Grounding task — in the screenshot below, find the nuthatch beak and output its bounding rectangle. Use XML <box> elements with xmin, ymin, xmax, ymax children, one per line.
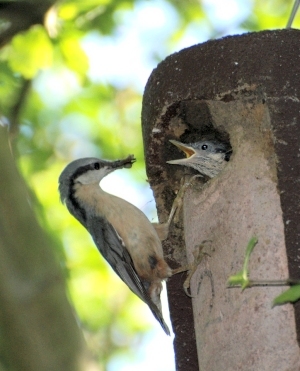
<box><xmin>167</xmin><ymin>139</ymin><xmax>231</xmax><ymax>178</ymax></box>
<box><xmin>59</xmin><ymin>154</ymin><xmax>171</xmax><ymax>335</ymax></box>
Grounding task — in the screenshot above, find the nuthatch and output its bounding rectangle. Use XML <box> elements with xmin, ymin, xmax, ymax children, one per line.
<box><xmin>167</xmin><ymin>139</ymin><xmax>231</xmax><ymax>178</ymax></box>
<box><xmin>59</xmin><ymin>155</ymin><xmax>172</xmax><ymax>335</ymax></box>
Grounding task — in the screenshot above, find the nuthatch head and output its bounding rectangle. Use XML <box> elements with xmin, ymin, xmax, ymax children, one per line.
<box><xmin>167</xmin><ymin>139</ymin><xmax>231</xmax><ymax>178</ymax></box>
<box><xmin>59</xmin><ymin>155</ymin><xmax>171</xmax><ymax>335</ymax></box>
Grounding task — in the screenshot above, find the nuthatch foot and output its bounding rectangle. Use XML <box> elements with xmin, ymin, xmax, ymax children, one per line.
<box><xmin>59</xmin><ymin>155</ymin><xmax>172</xmax><ymax>335</ymax></box>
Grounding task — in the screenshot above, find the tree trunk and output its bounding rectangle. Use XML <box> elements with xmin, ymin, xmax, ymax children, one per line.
<box><xmin>0</xmin><ymin>126</ymin><xmax>85</xmax><ymax>371</ymax></box>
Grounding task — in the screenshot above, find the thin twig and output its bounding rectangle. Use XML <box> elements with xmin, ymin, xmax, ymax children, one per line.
<box><xmin>287</xmin><ymin>0</ymin><xmax>300</xmax><ymax>28</ymax></box>
<box><xmin>228</xmin><ymin>278</ymin><xmax>300</xmax><ymax>288</ymax></box>
<box><xmin>9</xmin><ymin>79</ymin><xmax>32</xmax><ymax>140</ymax></box>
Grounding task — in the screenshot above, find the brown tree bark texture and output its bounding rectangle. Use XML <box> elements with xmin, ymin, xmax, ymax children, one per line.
<box><xmin>142</xmin><ymin>29</ymin><xmax>300</xmax><ymax>371</ymax></box>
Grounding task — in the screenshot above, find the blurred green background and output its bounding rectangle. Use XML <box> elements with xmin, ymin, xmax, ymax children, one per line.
<box><xmin>0</xmin><ymin>0</ymin><xmax>299</xmax><ymax>370</ymax></box>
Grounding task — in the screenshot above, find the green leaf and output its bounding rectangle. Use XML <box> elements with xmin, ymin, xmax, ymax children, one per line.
<box><xmin>8</xmin><ymin>26</ymin><xmax>53</xmax><ymax>78</ymax></box>
<box><xmin>243</xmin><ymin>236</ymin><xmax>258</xmax><ymax>274</ymax></box>
<box><xmin>273</xmin><ymin>285</ymin><xmax>300</xmax><ymax>306</ymax></box>
<box><xmin>59</xmin><ymin>34</ymin><xmax>89</xmax><ymax>78</ymax></box>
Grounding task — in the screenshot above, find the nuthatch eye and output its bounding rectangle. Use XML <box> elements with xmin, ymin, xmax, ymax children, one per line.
<box><xmin>59</xmin><ymin>155</ymin><xmax>172</xmax><ymax>335</ymax></box>
<box><xmin>167</xmin><ymin>139</ymin><xmax>231</xmax><ymax>178</ymax></box>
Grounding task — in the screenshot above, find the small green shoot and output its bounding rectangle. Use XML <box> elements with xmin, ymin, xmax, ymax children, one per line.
<box><xmin>227</xmin><ymin>236</ymin><xmax>258</xmax><ymax>290</ymax></box>
<box><xmin>227</xmin><ymin>236</ymin><xmax>300</xmax><ymax>306</ymax></box>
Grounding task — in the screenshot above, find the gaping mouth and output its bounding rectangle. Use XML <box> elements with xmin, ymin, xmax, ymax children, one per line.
<box><xmin>166</xmin><ymin>140</ymin><xmax>196</xmax><ymax>163</ymax></box>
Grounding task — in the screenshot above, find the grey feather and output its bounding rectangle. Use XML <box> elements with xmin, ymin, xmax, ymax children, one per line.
<box><xmin>87</xmin><ymin>215</ymin><xmax>170</xmax><ymax>335</ymax></box>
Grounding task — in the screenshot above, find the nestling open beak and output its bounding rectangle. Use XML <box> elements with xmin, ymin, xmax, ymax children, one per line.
<box><xmin>166</xmin><ymin>140</ymin><xmax>196</xmax><ymax>165</ymax></box>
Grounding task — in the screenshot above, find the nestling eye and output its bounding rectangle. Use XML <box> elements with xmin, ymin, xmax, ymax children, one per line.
<box><xmin>94</xmin><ymin>162</ymin><xmax>100</xmax><ymax>170</ymax></box>
<box><xmin>201</xmin><ymin>144</ymin><xmax>208</xmax><ymax>150</ymax></box>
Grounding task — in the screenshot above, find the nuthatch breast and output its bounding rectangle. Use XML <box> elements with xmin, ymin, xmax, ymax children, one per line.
<box><xmin>59</xmin><ymin>155</ymin><xmax>172</xmax><ymax>335</ymax></box>
<box><xmin>167</xmin><ymin>139</ymin><xmax>231</xmax><ymax>178</ymax></box>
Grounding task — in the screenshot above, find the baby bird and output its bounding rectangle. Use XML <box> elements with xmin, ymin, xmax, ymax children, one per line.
<box><xmin>167</xmin><ymin>139</ymin><xmax>231</xmax><ymax>178</ymax></box>
<box><xmin>59</xmin><ymin>155</ymin><xmax>172</xmax><ymax>335</ymax></box>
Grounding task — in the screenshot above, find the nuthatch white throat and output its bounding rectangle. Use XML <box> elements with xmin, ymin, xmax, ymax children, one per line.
<box><xmin>167</xmin><ymin>139</ymin><xmax>231</xmax><ymax>178</ymax></box>
<box><xmin>59</xmin><ymin>155</ymin><xmax>172</xmax><ymax>335</ymax></box>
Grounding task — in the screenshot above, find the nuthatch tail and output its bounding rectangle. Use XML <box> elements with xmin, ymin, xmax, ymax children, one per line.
<box><xmin>59</xmin><ymin>155</ymin><xmax>172</xmax><ymax>335</ymax></box>
<box><xmin>167</xmin><ymin>139</ymin><xmax>231</xmax><ymax>178</ymax></box>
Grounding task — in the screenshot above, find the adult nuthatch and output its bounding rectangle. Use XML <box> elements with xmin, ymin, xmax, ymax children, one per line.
<box><xmin>167</xmin><ymin>139</ymin><xmax>231</xmax><ymax>178</ymax></box>
<box><xmin>59</xmin><ymin>155</ymin><xmax>172</xmax><ymax>335</ymax></box>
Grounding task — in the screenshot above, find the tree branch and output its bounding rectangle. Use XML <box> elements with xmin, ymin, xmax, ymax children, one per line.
<box><xmin>0</xmin><ymin>0</ymin><xmax>55</xmax><ymax>47</ymax></box>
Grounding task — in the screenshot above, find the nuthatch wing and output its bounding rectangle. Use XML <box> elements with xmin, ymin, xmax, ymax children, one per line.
<box><xmin>167</xmin><ymin>139</ymin><xmax>231</xmax><ymax>178</ymax></box>
<box><xmin>59</xmin><ymin>155</ymin><xmax>172</xmax><ymax>335</ymax></box>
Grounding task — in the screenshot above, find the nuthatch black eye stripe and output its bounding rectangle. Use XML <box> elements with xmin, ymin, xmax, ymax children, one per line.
<box><xmin>71</xmin><ymin>163</ymin><xmax>97</xmax><ymax>182</ymax></box>
<box><xmin>68</xmin><ymin>186</ymin><xmax>87</xmax><ymax>223</ymax></box>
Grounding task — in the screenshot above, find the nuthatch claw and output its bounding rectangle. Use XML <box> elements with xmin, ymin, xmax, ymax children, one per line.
<box><xmin>172</xmin><ymin>241</ymin><xmax>212</xmax><ymax>297</ymax></box>
<box><xmin>153</xmin><ymin>174</ymin><xmax>202</xmax><ymax>241</ymax></box>
<box><xmin>172</xmin><ymin>174</ymin><xmax>203</xmax><ymax>224</ymax></box>
<box><xmin>59</xmin><ymin>155</ymin><xmax>172</xmax><ymax>335</ymax></box>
